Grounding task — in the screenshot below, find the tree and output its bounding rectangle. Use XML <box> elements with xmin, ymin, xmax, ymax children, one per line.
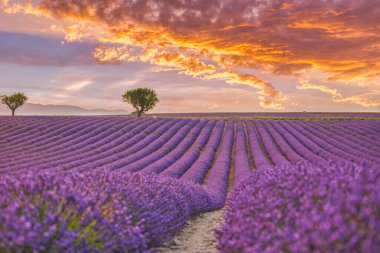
<box><xmin>122</xmin><ymin>88</ymin><xmax>159</xmax><ymax>117</ymax></box>
<box><xmin>0</xmin><ymin>93</ymin><xmax>28</xmax><ymax>116</ymax></box>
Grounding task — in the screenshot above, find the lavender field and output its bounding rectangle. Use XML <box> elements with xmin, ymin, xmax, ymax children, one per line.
<box><xmin>2</xmin><ymin>0</ymin><xmax>380</xmax><ymax>251</ymax></box>
<box><xmin>1</xmin><ymin>115</ymin><xmax>380</xmax><ymax>252</ymax></box>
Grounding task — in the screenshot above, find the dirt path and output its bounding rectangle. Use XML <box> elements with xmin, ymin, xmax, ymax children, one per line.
<box><xmin>157</xmin><ymin>209</ymin><xmax>224</xmax><ymax>253</ymax></box>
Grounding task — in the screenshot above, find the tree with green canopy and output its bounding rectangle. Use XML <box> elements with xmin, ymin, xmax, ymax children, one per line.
<box><xmin>122</xmin><ymin>88</ymin><xmax>159</xmax><ymax>117</ymax></box>
<box><xmin>0</xmin><ymin>93</ymin><xmax>28</xmax><ymax>116</ymax></box>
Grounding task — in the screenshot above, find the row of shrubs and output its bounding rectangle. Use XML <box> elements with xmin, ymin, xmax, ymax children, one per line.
<box><xmin>216</xmin><ymin>163</ymin><xmax>380</xmax><ymax>253</ymax></box>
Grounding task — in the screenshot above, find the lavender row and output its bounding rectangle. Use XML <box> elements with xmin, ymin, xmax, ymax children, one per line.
<box><xmin>216</xmin><ymin>163</ymin><xmax>380</xmax><ymax>253</ymax></box>
<box><xmin>0</xmin><ymin>116</ymin><xmax>77</xmax><ymax>141</ymax></box>
<box><xmin>313</xmin><ymin>121</ymin><xmax>380</xmax><ymax>154</ymax></box>
<box><xmin>1</xmin><ymin>117</ymin><xmax>88</xmax><ymax>158</ymax></box>
<box><xmin>244</xmin><ymin>120</ymin><xmax>275</xmax><ymax>170</ymax></box>
<box><xmin>0</xmin><ymin>170</ymin><xmax>216</xmax><ymax>252</ymax></box>
<box><xmin>204</xmin><ymin>120</ymin><xmax>234</xmax><ymax>208</ymax></box>
<box><xmin>233</xmin><ymin>120</ymin><xmax>252</xmax><ymax>185</ymax></box>
<box><xmin>267</xmin><ymin>121</ymin><xmax>328</xmax><ymax>167</ymax></box>
<box><xmin>0</xmin><ymin>117</ymin><xmax>137</xmax><ymax>165</ymax></box>
<box><xmin>290</xmin><ymin>121</ymin><xmax>380</xmax><ymax>167</ymax></box>
<box><xmin>260</xmin><ymin>121</ymin><xmax>304</xmax><ymax>163</ymax></box>
<box><xmin>140</xmin><ymin>120</ymin><xmax>207</xmax><ymax>174</ymax></box>
<box><xmin>280</xmin><ymin>121</ymin><xmax>349</xmax><ymax>165</ymax></box>
<box><xmin>54</xmin><ymin>118</ymin><xmax>173</xmax><ymax>171</ymax></box>
<box><xmin>102</xmin><ymin>119</ymin><xmax>189</xmax><ymax>171</ymax></box>
<box><xmin>253</xmin><ymin>121</ymin><xmax>289</xmax><ymax>166</ymax></box>
<box><xmin>0</xmin><ymin>118</ymin><xmax>157</xmax><ymax>172</ymax></box>
<box><xmin>0</xmin><ymin>117</ymin><xmax>91</xmax><ymax>153</ymax></box>
<box><xmin>294</xmin><ymin>121</ymin><xmax>380</xmax><ymax>167</ymax></box>
<box><xmin>160</xmin><ymin>120</ymin><xmax>216</xmax><ymax>178</ymax></box>
<box><xmin>180</xmin><ymin>120</ymin><xmax>225</xmax><ymax>184</ymax></box>
<box><xmin>1</xmin><ymin>117</ymin><xmax>131</xmax><ymax>158</ymax></box>
<box><xmin>121</xmin><ymin>119</ymin><xmax>199</xmax><ymax>172</ymax></box>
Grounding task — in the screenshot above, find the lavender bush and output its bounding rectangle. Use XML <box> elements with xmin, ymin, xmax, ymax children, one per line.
<box><xmin>216</xmin><ymin>163</ymin><xmax>380</xmax><ymax>253</ymax></box>
<box><xmin>0</xmin><ymin>170</ymin><xmax>213</xmax><ymax>252</ymax></box>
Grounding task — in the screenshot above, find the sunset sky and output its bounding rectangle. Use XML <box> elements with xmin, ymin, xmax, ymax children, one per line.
<box><xmin>0</xmin><ymin>0</ymin><xmax>379</xmax><ymax>113</ymax></box>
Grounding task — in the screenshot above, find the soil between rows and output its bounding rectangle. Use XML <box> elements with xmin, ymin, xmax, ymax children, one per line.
<box><xmin>157</xmin><ymin>209</ymin><xmax>225</xmax><ymax>253</ymax></box>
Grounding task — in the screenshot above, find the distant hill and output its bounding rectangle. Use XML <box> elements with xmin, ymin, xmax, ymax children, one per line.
<box><xmin>0</xmin><ymin>103</ymin><xmax>127</xmax><ymax>116</ymax></box>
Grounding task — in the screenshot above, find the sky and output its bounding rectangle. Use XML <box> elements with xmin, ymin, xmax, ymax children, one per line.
<box><xmin>0</xmin><ymin>0</ymin><xmax>379</xmax><ymax>113</ymax></box>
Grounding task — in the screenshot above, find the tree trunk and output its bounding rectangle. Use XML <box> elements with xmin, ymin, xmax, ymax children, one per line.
<box><xmin>137</xmin><ymin>110</ymin><xmax>143</xmax><ymax>118</ymax></box>
<box><xmin>11</xmin><ymin>109</ymin><xmax>15</xmax><ymax>116</ymax></box>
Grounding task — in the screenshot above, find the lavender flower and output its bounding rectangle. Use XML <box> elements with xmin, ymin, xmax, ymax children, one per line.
<box><xmin>216</xmin><ymin>163</ymin><xmax>380</xmax><ymax>253</ymax></box>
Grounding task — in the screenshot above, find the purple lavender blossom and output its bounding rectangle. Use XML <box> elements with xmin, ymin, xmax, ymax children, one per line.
<box><xmin>216</xmin><ymin>163</ymin><xmax>380</xmax><ymax>253</ymax></box>
<box><xmin>0</xmin><ymin>170</ymin><xmax>214</xmax><ymax>252</ymax></box>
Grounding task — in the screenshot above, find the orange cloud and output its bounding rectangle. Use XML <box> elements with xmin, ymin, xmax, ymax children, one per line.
<box><xmin>1</xmin><ymin>0</ymin><xmax>23</xmax><ymax>13</ymax></box>
<box><xmin>203</xmin><ymin>70</ymin><xmax>286</xmax><ymax>109</ymax></box>
<box><xmin>152</xmin><ymin>51</ymin><xmax>217</xmax><ymax>76</ymax></box>
<box><xmin>297</xmin><ymin>78</ymin><xmax>341</xmax><ymax>98</ymax></box>
<box><xmin>334</xmin><ymin>91</ymin><xmax>380</xmax><ymax>108</ymax></box>
<box><xmin>296</xmin><ymin>78</ymin><xmax>380</xmax><ymax>108</ymax></box>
